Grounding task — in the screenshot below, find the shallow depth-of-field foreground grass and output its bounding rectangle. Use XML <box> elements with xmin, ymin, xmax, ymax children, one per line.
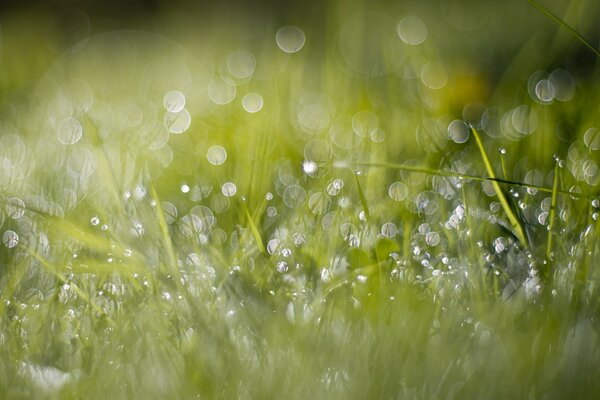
<box><xmin>1</xmin><ymin>0</ymin><xmax>600</xmax><ymax>398</ymax></box>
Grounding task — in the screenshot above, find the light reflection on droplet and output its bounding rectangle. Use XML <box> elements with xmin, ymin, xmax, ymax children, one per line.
<box><xmin>448</xmin><ymin>120</ymin><xmax>470</xmax><ymax>143</ymax></box>
<box><xmin>584</xmin><ymin>128</ymin><xmax>600</xmax><ymax>151</ymax></box>
<box><xmin>421</xmin><ymin>63</ymin><xmax>447</xmax><ymax>90</ymax></box>
<box><xmin>221</xmin><ymin>182</ymin><xmax>237</xmax><ymax>197</ymax></box>
<box><xmin>227</xmin><ymin>50</ymin><xmax>256</xmax><ymax>79</ymax></box>
<box><xmin>388</xmin><ymin>181</ymin><xmax>408</xmax><ymax>201</ymax></box>
<box><xmin>242</xmin><ymin>92</ymin><xmax>263</xmax><ymax>113</ymax></box>
<box><xmin>267</xmin><ymin>238</ymin><xmax>280</xmax><ymax>255</ymax></box>
<box><xmin>352</xmin><ymin>110</ymin><xmax>378</xmax><ymax>138</ymax></box>
<box><xmin>57</xmin><ymin>117</ymin><xmax>83</xmax><ymax>145</ymax></box>
<box><xmin>511</xmin><ymin>105</ymin><xmax>537</xmax><ymax>135</ymax></box>
<box><xmin>6</xmin><ymin>197</ymin><xmax>25</xmax><ymax>219</ymax></box>
<box><xmin>534</xmin><ymin>80</ymin><xmax>555</xmax><ymax>103</ymax></box>
<box><xmin>381</xmin><ymin>222</ymin><xmax>397</xmax><ymax>238</ymax></box>
<box><xmin>164</xmin><ymin>109</ymin><xmax>191</xmax><ymax>134</ymax></box>
<box><xmin>161</xmin><ymin>202</ymin><xmax>178</xmax><ymax>224</ymax></box>
<box><xmin>397</xmin><ymin>16</ymin><xmax>428</xmax><ymax>45</ymax></box>
<box><xmin>208</xmin><ymin>77</ymin><xmax>237</xmax><ymax>105</ymax></box>
<box><xmin>370</xmin><ymin>128</ymin><xmax>386</xmax><ymax>143</ymax></box>
<box><xmin>549</xmin><ymin>69</ymin><xmax>575</xmax><ymax>102</ymax></box>
<box><xmin>207</xmin><ymin>145</ymin><xmax>227</xmax><ymax>165</ymax></box>
<box><xmin>2</xmin><ymin>230</ymin><xmax>18</xmax><ymax>248</ymax></box>
<box><xmin>302</xmin><ymin>160</ymin><xmax>317</xmax><ymax>175</ymax></box>
<box><xmin>283</xmin><ymin>184</ymin><xmax>306</xmax><ymax>208</ymax></box>
<box><xmin>276</xmin><ymin>26</ymin><xmax>306</xmax><ymax>53</ymax></box>
<box><xmin>163</xmin><ymin>90</ymin><xmax>186</xmax><ymax>113</ymax></box>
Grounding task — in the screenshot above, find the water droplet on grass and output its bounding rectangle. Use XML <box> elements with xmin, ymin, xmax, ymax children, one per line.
<box><xmin>277</xmin><ymin>261</ymin><xmax>289</xmax><ymax>273</ymax></box>
<box><xmin>6</xmin><ymin>197</ymin><xmax>25</xmax><ymax>219</ymax></box>
<box><xmin>267</xmin><ymin>238</ymin><xmax>280</xmax><ymax>255</ymax></box>
<box><xmin>448</xmin><ymin>120</ymin><xmax>470</xmax><ymax>143</ymax></box>
<box><xmin>2</xmin><ymin>230</ymin><xmax>18</xmax><ymax>248</ymax></box>
<box><xmin>381</xmin><ymin>222</ymin><xmax>397</xmax><ymax>238</ymax></box>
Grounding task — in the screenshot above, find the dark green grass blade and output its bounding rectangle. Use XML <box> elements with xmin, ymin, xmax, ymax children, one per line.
<box><xmin>528</xmin><ymin>0</ymin><xmax>600</xmax><ymax>58</ymax></box>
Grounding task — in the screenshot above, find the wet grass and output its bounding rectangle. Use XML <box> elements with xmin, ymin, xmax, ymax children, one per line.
<box><xmin>1</xmin><ymin>0</ymin><xmax>600</xmax><ymax>398</ymax></box>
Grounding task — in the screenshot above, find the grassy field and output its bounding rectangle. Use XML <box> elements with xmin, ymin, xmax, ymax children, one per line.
<box><xmin>1</xmin><ymin>0</ymin><xmax>600</xmax><ymax>398</ymax></box>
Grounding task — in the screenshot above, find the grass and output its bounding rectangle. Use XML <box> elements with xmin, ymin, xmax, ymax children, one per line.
<box><xmin>1</xmin><ymin>0</ymin><xmax>600</xmax><ymax>398</ymax></box>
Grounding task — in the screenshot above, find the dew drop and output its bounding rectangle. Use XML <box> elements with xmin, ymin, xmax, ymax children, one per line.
<box><xmin>2</xmin><ymin>230</ymin><xmax>18</xmax><ymax>248</ymax></box>
<box><xmin>381</xmin><ymin>222</ymin><xmax>397</xmax><ymax>238</ymax></box>
<box><xmin>6</xmin><ymin>197</ymin><xmax>25</xmax><ymax>219</ymax></box>
<box><xmin>448</xmin><ymin>120</ymin><xmax>470</xmax><ymax>143</ymax></box>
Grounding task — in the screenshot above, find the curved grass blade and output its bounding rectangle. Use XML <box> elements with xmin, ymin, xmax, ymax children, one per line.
<box><xmin>528</xmin><ymin>0</ymin><xmax>600</xmax><ymax>58</ymax></box>
<box><xmin>353</xmin><ymin>162</ymin><xmax>590</xmax><ymax>199</ymax></box>
<box><xmin>470</xmin><ymin>126</ymin><xmax>529</xmax><ymax>248</ymax></box>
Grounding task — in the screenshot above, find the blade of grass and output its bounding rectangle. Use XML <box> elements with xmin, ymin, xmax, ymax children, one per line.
<box><xmin>546</xmin><ymin>161</ymin><xmax>560</xmax><ymax>262</ymax></box>
<box><xmin>470</xmin><ymin>126</ymin><xmax>528</xmax><ymax>248</ymax></box>
<box><xmin>354</xmin><ymin>162</ymin><xmax>590</xmax><ymax>199</ymax></box>
<box><xmin>150</xmin><ymin>183</ymin><xmax>178</xmax><ymax>270</ymax></box>
<box><xmin>240</xmin><ymin>198</ymin><xmax>266</xmax><ymax>254</ymax></box>
<box><xmin>528</xmin><ymin>0</ymin><xmax>600</xmax><ymax>58</ymax></box>
<box><xmin>354</xmin><ymin>171</ymin><xmax>371</xmax><ymax>223</ymax></box>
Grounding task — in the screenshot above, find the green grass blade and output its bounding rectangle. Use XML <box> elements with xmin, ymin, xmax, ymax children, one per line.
<box><xmin>470</xmin><ymin>126</ymin><xmax>529</xmax><ymax>248</ymax></box>
<box><xmin>528</xmin><ymin>0</ymin><xmax>600</xmax><ymax>58</ymax></box>
<box><xmin>150</xmin><ymin>183</ymin><xmax>178</xmax><ymax>270</ymax></box>
<box><xmin>354</xmin><ymin>162</ymin><xmax>590</xmax><ymax>199</ymax></box>
<box><xmin>241</xmin><ymin>199</ymin><xmax>266</xmax><ymax>254</ymax></box>
<box><xmin>546</xmin><ymin>161</ymin><xmax>560</xmax><ymax>262</ymax></box>
<box><xmin>354</xmin><ymin>171</ymin><xmax>371</xmax><ymax>223</ymax></box>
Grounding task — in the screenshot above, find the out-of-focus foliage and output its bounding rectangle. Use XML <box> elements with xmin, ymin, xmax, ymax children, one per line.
<box><xmin>1</xmin><ymin>0</ymin><xmax>600</xmax><ymax>398</ymax></box>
